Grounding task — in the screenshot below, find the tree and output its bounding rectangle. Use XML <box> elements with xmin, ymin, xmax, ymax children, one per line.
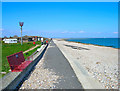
<box><xmin>9</xmin><ymin>36</ymin><xmax>12</xmax><ymax>38</ymax></box>
<box><xmin>13</xmin><ymin>35</ymin><xmax>18</xmax><ymax>39</ymax></box>
<box><xmin>23</xmin><ymin>35</ymin><xmax>28</xmax><ymax>40</ymax></box>
<box><xmin>4</xmin><ymin>36</ymin><xmax>7</xmax><ymax>38</ymax></box>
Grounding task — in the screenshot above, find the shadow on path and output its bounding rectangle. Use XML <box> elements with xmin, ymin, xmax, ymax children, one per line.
<box><xmin>64</xmin><ymin>44</ymin><xmax>90</xmax><ymax>50</ymax></box>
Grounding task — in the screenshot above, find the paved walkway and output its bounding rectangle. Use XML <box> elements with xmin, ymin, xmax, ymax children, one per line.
<box><xmin>20</xmin><ymin>41</ymin><xmax>83</xmax><ymax>89</ymax></box>
<box><xmin>23</xmin><ymin>45</ymin><xmax>40</xmax><ymax>53</ymax></box>
<box><xmin>43</xmin><ymin>40</ymin><xmax>83</xmax><ymax>89</ymax></box>
<box><xmin>53</xmin><ymin>39</ymin><xmax>106</xmax><ymax>89</ymax></box>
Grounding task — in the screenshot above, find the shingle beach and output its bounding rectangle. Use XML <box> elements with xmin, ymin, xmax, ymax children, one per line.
<box><xmin>20</xmin><ymin>39</ymin><xmax>119</xmax><ymax>89</ymax></box>
<box><xmin>53</xmin><ymin>39</ymin><xmax>119</xmax><ymax>89</ymax></box>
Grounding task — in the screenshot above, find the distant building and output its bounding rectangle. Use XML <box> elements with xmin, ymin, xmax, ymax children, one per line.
<box><xmin>3</xmin><ymin>39</ymin><xmax>17</xmax><ymax>43</ymax></box>
<box><xmin>17</xmin><ymin>36</ymin><xmax>42</xmax><ymax>42</ymax></box>
<box><xmin>28</xmin><ymin>37</ymin><xmax>33</xmax><ymax>41</ymax></box>
<box><xmin>17</xmin><ymin>37</ymin><xmax>28</xmax><ymax>42</ymax></box>
<box><xmin>28</xmin><ymin>36</ymin><xmax>42</xmax><ymax>42</ymax></box>
<box><xmin>0</xmin><ymin>38</ymin><xmax>2</xmax><ymax>41</ymax></box>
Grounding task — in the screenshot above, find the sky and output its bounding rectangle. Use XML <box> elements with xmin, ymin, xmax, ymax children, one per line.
<box><xmin>1</xmin><ymin>0</ymin><xmax>119</xmax><ymax>2</ymax></box>
<box><xmin>2</xmin><ymin>2</ymin><xmax>118</xmax><ymax>38</ymax></box>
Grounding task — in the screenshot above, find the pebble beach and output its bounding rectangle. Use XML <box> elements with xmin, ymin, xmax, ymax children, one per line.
<box><xmin>20</xmin><ymin>39</ymin><xmax>119</xmax><ymax>89</ymax></box>
<box><xmin>53</xmin><ymin>39</ymin><xmax>119</xmax><ymax>89</ymax></box>
<box><xmin>20</xmin><ymin>56</ymin><xmax>62</xmax><ymax>89</ymax></box>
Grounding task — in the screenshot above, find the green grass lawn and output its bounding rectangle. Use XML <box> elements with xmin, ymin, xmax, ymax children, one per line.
<box><xmin>23</xmin><ymin>45</ymin><xmax>41</xmax><ymax>59</ymax></box>
<box><xmin>1</xmin><ymin>41</ymin><xmax>41</xmax><ymax>77</ymax></box>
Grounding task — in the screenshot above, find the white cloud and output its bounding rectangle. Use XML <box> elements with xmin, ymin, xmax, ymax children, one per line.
<box><xmin>78</xmin><ymin>31</ymin><xmax>85</xmax><ymax>33</ymax></box>
<box><xmin>113</xmin><ymin>32</ymin><xmax>118</xmax><ymax>34</ymax></box>
<box><xmin>61</xmin><ymin>31</ymin><xmax>68</xmax><ymax>33</ymax></box>
<box><xmin>0</xmin><ymin>28</ymin><xmax>4</xmax><ymax>31</ymax></box>
<box><xmin>69</xmin><ymin>32</ymin><xmax>76</xmax><ymax>33</ymax></box>
<box><xmin>61</xmin><ymin>30</ymin><xmax>85</xmax><ymax>34</ymax></box>
<box><xmin>96</xmin><ymin>32</ymin><xmax>101</xmax><ymax>34</ymax></box>
<box><xmin>61</xmin><ymin>31</ymin><xmax>77</xmax><ymax>34</ymax></box>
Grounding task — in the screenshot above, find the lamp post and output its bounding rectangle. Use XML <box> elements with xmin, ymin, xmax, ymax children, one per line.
<box><xmin>19</xmin><ymin>22</ymin><xmax>24</xmax><ymax>45</ymax></box>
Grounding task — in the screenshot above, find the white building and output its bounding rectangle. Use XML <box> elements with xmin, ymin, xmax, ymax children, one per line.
<box><xmin>41</xmin><ymin>37</ymin><xmax>43</xmax><ymax>42</ymax></box>
<box><xmin>38</xmin><ymin>38</ymin><xmax>41</xmax><ymax>41</ymax></box>
<box><xmin>3</xmin><ymin>39</ymin><xmax>17</xmax><ymax>43</ymax></box>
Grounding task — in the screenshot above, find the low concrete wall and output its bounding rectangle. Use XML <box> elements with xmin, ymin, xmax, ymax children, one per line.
<box><xmin>0</xmin><ymin>44</ymin><xmax>48</xmax><ymax>90</ymax></box>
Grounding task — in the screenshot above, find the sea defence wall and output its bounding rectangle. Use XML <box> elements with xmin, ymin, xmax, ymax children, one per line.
<box><xmin>0</xmin><ymin>44</ymin><xmax>48</xmax><ymax>90</ymax></box>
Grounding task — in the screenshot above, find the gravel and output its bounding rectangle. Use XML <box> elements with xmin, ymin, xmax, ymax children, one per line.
<box><xmin>20</xmin><ymin>57</ymin><xmax>62</xmax><ymax>89</ymax></box>
<box><xmin>54</xmin><ymin>39</ymin><xmax>119</xmax><ymax>89</ymax></box>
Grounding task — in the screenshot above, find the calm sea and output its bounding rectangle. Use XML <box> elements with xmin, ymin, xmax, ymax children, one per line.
<box><xmin>66</xmin><ymin>38</ymin><xmax>119</xmax><ymax>48</ymax></box>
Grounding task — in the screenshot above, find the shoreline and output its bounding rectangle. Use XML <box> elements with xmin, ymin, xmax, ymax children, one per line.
<box><xmin>63</xmin><ymin>39</ymin><xmax>119</xmax><ymax>50</ymax></box>
<box><xmin>53</xmin><ymin>39</ymin><xmax>118</xmax><ymax>89</ymax></box>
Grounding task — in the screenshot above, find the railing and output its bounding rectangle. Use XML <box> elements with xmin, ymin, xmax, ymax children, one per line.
<box><xmin>26</xmin><ymin>50</ymin><xmax>38</xmax><ymax>61</ymax></box>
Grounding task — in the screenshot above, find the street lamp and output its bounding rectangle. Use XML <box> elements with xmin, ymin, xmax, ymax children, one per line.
<box><xmin>19</xmin><ymin>22</ymin><xmax>24</xmax><ymax>45</ymax></box>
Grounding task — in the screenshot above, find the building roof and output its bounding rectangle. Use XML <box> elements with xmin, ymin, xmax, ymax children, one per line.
<box><xmin>4</xmin><ymin>39</ymin><xmax>17</xmax><ymax>40</ymax></box>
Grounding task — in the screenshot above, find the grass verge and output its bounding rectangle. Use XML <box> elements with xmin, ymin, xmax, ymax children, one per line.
<box><xmin>24</xmin><ymin>45</ymin><xmax>41</xmax><ymax>59</ymax></box>
<box><xmin>1</xmin><ymin>41</ymin><xmax>41</xmax><ymax>78</ymax></box>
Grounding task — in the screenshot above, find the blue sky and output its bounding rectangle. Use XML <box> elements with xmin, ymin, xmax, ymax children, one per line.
<box><xmin>1</xmin><ymin>0</ymin><xmax>119</xmax><ymax>2</ymax></box>
<box><xmin>2</xmin><ymin>2</ymin><xmax>118</xmax><ymax>38</ymax></box>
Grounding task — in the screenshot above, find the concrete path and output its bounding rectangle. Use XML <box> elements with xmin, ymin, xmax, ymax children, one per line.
<box><xmin>23</xmin><ymin>45</ymin><xmax>40</xmax><ymax>53</ymax></box>
<box><xmin>43</xmin><ymin>40</ymin><xmax>83</xmax><ymax>89</ymax></box>
<box><xmin>53</xmin><ymin>39</ymin><xmax>105</xmax><ymax>89</ymax></box>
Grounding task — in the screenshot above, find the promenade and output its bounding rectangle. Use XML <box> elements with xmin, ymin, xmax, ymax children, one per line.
<box><xmin>20</xmin><ymin>40</ymin><xmax>83</xmax><ymax>89</ymax></box>
<box><xmin>53</xmin><ymin>39</ymin><xmax>118</xmax><ymax>89</ymax></box>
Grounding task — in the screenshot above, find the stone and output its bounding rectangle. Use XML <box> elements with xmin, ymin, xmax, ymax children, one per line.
<box><xmin>1</xmin><ymin>72</ymin><xmax>6</xmax><ymax>74</ymax></box>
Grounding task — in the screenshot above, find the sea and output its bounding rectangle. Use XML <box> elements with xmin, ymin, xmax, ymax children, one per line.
<box><xmin>66</xmin><ymin>38</ymin><xmax>120</xmax><ymax>48</ymax></box>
